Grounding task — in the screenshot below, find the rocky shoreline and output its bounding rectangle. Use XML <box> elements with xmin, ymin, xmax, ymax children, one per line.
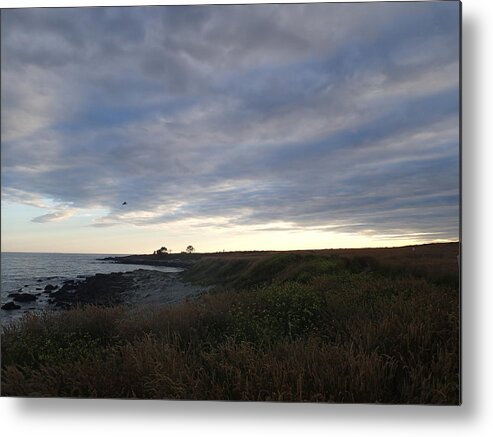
<box><xmin>47</xmin><ymin>272</ymin><xmax>134</xmax><ymax>309</ymax></box>
<box><xmin>1</xmin><ymin>269</ymin><xmax>210</xmax><ymax>317</ymax></box>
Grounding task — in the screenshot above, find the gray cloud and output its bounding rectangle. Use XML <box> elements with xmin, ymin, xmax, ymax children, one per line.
<box><xmin>1</xmin><ymin>3</ymin><xmax>460</xmax><ymax>241</ymax></box>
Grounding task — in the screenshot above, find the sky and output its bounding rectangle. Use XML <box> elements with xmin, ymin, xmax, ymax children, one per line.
<box><xmin>0</xmin><ymin>2</ymin><xmax>460</xmax><ymax>254</ymax></box>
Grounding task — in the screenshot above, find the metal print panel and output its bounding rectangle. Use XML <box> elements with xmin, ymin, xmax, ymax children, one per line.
<box><xmin>0</xmin><ymin>1</ymin><xmax>461</xmax><ymax>404</ymax></box>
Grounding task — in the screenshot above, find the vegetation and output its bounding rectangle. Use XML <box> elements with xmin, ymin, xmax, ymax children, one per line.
<box><xmin>1</xmin><ymin>243</ymin><xmax>460</xmax><ymax>403</ymax></box>
<box><xmin>153</xmin><ymin>246</ymin><xmax>168</xmax><ymax>255</ymax></box>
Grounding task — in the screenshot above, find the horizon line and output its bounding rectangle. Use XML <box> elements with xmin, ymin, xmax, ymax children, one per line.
<box><xmin>0</xmin><ymin>241</ymin><xmax>460</xmax><ymax>256</ymax></box>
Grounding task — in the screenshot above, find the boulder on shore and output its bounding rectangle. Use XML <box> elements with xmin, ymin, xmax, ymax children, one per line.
<box><xmin>48</xmin><ymin>271</ymin><xmax>131</xmax><ymax>308</ymax></box>
<box><xmin>1</xmin><ymin>301</ymin><xmax>21</xmax><ymax>310</ymax></box>
<box><xmin>44</xmin><ymin>284</ymin><xmax>58</xmax><ymax>291</ymax></box>
<box><xmin>12</xmin><ymin>293</ymin><xmax>37</xmax><ymax>302</ymax></box>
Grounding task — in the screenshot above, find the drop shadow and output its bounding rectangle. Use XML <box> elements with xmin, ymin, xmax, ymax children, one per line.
<box><xmin>459</xmin><ymin>9</ymin><xmax>480</xmax><ymax>419</ymax></box>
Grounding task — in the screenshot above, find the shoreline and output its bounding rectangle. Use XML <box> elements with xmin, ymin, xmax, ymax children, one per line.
<box><xmin>1</xmin><ymin>268</ymin><xmax>210</xmax><ymax>323</ymax></box>
<box><xmin>100</xmin><ymin>254</ymin><xmax>198</xmax><ymax>268</ymax></box>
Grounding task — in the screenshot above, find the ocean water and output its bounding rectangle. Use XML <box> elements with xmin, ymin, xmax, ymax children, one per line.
<box><xmin>1</xmin><ymin>252</ymin><xmax>182</xmax><ymax>326</ymax></box>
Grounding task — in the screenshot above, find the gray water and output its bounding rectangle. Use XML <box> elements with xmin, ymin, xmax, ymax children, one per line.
<box><xmin>1</xmin><ymin>252</ymin><xmax>182</xmax><ymax>326</ymax></box>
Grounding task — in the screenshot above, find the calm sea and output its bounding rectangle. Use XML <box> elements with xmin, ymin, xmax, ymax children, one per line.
<box><xmin>1</xmin><ymin>252</ymin><xmax>182</xmax><ymax>326</ymax></box>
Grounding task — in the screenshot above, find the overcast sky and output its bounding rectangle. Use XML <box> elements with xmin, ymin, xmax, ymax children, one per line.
<box><xmin>1</xmin><ymin>2</ymin><xmax>460</xmax><ymax>254</ymax></box>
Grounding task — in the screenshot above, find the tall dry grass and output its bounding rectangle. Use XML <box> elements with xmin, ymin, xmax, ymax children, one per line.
<box><xmin>1</xmin><ymin>247</ymin><xmax>459</xmax><ymax>403</ymax></box>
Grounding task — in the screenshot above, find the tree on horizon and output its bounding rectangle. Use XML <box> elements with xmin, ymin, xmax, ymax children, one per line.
<box><xmin>155</xmin><ymin>246</ymin><xmax>168</xmax><ymax>255</ymax></box>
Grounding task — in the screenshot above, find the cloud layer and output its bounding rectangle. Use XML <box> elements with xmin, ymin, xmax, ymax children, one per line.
<box><xmin>1</xmin><ymin>3</ymin><xmax>460</xmax><ymax>242</ymax></box>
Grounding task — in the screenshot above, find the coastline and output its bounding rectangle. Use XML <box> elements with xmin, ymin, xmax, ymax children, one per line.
<box><xmin>100</xmin><ymin>254</ymin><xmax>199</xmax><ymax>268</ymax></box>
<box><xmin>1</xmin><ymin>267</ymin><xmax>210</xmax><ymax>324</ymax></box>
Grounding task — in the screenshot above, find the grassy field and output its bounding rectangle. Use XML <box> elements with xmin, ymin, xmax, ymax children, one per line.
<box><xmin>1</xmin><ymin>243</ymin><xmax>460</xmax><ymax>403</ymax></box>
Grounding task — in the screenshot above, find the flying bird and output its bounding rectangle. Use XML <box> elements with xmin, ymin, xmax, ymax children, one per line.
<box><xmin>122</xmin><ymin>202</ymin><xmax>127</xmax><ymax>206</ymax></box>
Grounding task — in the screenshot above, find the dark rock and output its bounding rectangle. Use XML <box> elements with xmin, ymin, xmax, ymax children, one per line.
<box><xmin>47</xmin><ymin>271</ymin><xmax>134</xmax><ymax>309</ymax></box>
<box><xmin>58</xmin><ymin>283</ymin><xmax>76</xmax><ymax>292</ymax></box>
<box><xmin>44</xmin><ymin>284</ymin><xmax>58</xmax><ymax>291</ymax></box>
<box><xmin>1</xmin><ymin>301</ymin><xmax>21</xmax><ymax>310</ymax></box>
<box><xmin>13</xmin><ymin>293</ymin><xmax>37</xmax><ymax>302</ymax></box>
